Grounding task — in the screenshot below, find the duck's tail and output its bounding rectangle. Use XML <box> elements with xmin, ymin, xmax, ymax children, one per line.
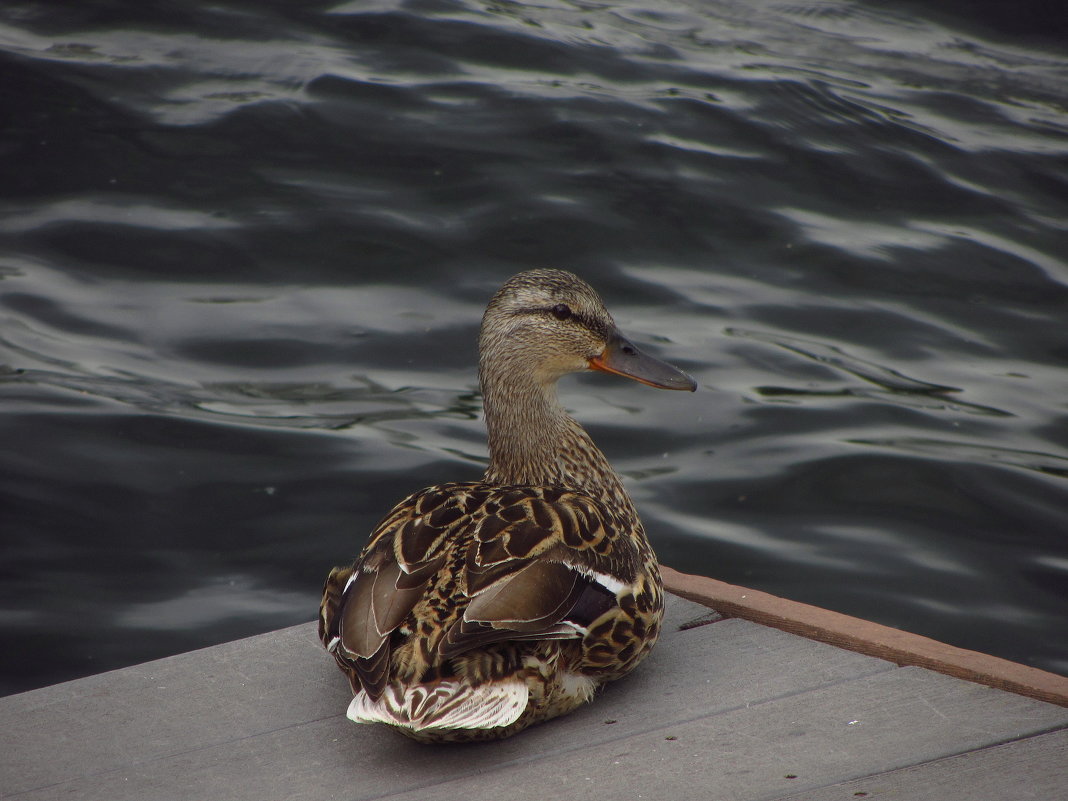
<box><xmin>346</xmin><ymin>678</ymin><xmax>528</xmax><ymax>732</ymax></box>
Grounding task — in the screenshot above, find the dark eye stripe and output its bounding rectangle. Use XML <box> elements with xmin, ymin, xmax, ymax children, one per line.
<box><xmin>509</xmin><ymin>305</ymin><xmax>605</xmax><ymax>338</ymax></box>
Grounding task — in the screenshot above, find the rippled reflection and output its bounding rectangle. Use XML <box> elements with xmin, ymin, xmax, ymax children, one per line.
<box><xmin>1</xmin><ymin>0</ymin><xmax>1067</xmax><ymax>693</ymax></box>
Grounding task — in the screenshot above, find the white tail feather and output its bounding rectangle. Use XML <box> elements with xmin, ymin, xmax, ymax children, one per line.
<box><xmin>347</xmin><ymin>680</ymin><xmax>528</xmax><ymax>731</ymax></box>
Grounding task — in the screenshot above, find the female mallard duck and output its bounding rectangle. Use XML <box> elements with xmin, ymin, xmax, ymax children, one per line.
<box><xmin>319</xmin><ymin>269</ymin><xmax>695</xmax><ymax>742</ymax></box>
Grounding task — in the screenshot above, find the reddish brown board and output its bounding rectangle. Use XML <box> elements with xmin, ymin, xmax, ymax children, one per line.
<box><xmin>661</xmin><ymin>565</ymin><xmax>1068</xmax><ymax>708</ymax></box>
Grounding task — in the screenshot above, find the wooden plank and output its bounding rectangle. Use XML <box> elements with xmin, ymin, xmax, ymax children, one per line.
<box><xmin>0</xmin><ymin>623</ymin><xmax>351</xmax><ymax>797</ymax></box>
<box><xmin>24</xmin><ymin>671</ymin><xmax>1061</xmax><ymax>801</ymax></box>
<box><xmin>778</xmin><ymin>728</ymin><xmax>1068</xmax><ymax>801</ymax></box>
<box><xmin>0</xmin><ymin>596</ymin><xmax>891</xmax><ymax>800</ymax></box>
<box><xmin>662</xmin><ymin>565</ymin><xmax>1068</xmax><ymax>707</ymax></box>
<box><xmin>368</xmin><ymin>668</ymin><xmax>1068</xmax><ymax>801</ymax></box>
<box><xmin>6</xmin><ymin>591</ymin><xmax>1065</xmax><ymax>801</ymax></box>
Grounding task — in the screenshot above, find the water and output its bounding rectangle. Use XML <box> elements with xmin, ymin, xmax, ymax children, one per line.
<box><xmin>1</xmin><ymin>0</ymin><xmax>1066</xmax><ymax>696</ymax></box>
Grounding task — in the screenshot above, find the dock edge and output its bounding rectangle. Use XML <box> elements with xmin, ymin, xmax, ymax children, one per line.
<box><xmin>661</xmin><ymin>564</ymin><xmax>1068</xmax><ymax>708</ymax></box>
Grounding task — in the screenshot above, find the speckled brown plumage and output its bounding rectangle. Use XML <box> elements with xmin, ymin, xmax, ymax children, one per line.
<box><xmin>320</xmin><ymin>269</ymin><xmax>695</xmax><ymax>742</ymax></box>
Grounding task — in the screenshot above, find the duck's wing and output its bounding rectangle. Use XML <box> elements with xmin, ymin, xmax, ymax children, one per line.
<box><xmin>321</xmin><ymin>481</ymin><xmax>647</xmax><ymax>699</ymax></box>
<box><xmin>441</xmin><ymin>484</ymin><xmax>646</xmax><ymax>658</ymax></box>
<box><xmin>320</xmin><ymin>483</ymin><xmax>469</xmax><ymax>698</ymax></box>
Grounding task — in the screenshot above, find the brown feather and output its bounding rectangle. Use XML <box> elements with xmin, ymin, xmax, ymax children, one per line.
<box><xmin>463</xmin><ymin>561</ymin><xmax>580</xmax><ymax>629</ymax></box>
<box><xmin>320</xmin><ymin>269</ymin><xmax>694</xmax><ymax>742</ymax></box>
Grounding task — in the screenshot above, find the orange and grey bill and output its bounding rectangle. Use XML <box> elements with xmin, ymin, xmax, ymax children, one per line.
<box><xmin>588</xmin><ymin>331</ymin><xmax>696</xmax><ymax>391</ymax></box>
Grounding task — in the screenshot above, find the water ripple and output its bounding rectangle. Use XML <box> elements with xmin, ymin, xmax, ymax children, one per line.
<box><xmin>1</xmin><ymin>0</ymin><xmax>1067</xmax><ymax>693</ymax></box>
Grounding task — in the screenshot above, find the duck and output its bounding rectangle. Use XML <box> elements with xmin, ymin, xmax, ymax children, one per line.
<box><xmin>319</xmin><ymin>268</ymin><xmax>696</xmax><ymax>742</ymax></box>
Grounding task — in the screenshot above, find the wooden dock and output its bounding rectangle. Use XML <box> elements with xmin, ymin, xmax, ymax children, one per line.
<box><xmin>3</xmin><ymin>569</ymin><xmax>1067</xmax><ymax>801</ymax></box>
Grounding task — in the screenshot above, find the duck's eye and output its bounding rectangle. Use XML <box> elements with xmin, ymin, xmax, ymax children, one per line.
<box><xmin>550</xmin><ymin>303</ymin><xmax>572</xmax><ymax>321</ymax></box>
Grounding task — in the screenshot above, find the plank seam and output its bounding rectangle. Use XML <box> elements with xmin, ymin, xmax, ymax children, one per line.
<box><xmin>760</xmin><ymin>725</ymin><xmax>1068</xmax><ymax>801</ymax></box>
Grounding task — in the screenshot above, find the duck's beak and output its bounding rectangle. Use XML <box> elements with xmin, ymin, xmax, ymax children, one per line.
<box><xmin>589</xmin><ymin>331</ymin><xmax>697</xmax><ymax>391</ymax></box>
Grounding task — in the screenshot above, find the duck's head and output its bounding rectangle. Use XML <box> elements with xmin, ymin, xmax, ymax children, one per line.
<box><xmin>479</xmin><ymin>269</ymin><xmax>696</xmax><ymax>393</ymax></box>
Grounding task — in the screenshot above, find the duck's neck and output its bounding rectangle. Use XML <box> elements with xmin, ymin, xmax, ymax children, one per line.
<box><xmin>480</xmin><ymin>367</ymin><xmax>634</xmax><ymax>513</ymax></box>
<box><xmin>481</xmin><ymin>368</ymin><xmax>568</xmax><ymax>486</ymax></box>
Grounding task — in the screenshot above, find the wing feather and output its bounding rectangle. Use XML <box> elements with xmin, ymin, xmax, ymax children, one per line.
<box><xmin>464</xmin><ymin>560</ymin><xmax>580</xmax><ymax>629</ymax></box>
<box><xmin>328</xmin><ymin>481</ymin><xmax>646</xmax><ymax>700</ymax></box>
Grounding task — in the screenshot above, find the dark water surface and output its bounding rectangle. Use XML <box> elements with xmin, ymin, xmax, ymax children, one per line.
<box><xmin>2</xmin><ymin>0</ymin><xmax>1067</xmax><ymax>695</ymax></box>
